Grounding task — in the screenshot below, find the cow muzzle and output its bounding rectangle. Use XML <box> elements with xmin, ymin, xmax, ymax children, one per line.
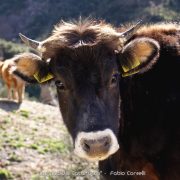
<box><xmin>74</xmin><ymin>129</ymin><xmax>119</xmax><ymax>161</ymax></box>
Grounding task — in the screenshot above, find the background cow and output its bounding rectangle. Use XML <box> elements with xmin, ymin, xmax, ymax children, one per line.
<box><xmin>10</xmin><ymin>19</ymin><xmax>180</xmax><ymax>180</ymax></box>
<box><xmin>0</xmin><ymin>55</ymin><xmax>27</xmax><ymax>103</ymax></box>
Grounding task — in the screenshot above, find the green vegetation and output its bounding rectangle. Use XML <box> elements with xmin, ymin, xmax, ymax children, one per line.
<box><xmin>0</xmin><ymin>39</ymin><xmax>28</xmax><ymax>59</ymax></box>
<box><xmin>0</xmin><ymin>107</ymin><xmax>70</xmax><ymax>156</ymax></box>
<box><xmin>4</xmin><ymin>135</ymin><xmax>26</xmax><ymax>149</ymax></box>
<box><xmin>8</xmin><ymin>153</ymin><xmax>22</xmax><ymax>162</ymax></box>
<box><xmin>29</xmin><ymin>139</ymin><xmax>69</xmax><ymax>154</ymax></box>
<box><xmin>19</xmin><ymin>109</ymin><xmax>30</xmax><ymax>118</ymax></box>
<box><xmin>1</xmin><ymin>117</ymin><xmax>11</xmax><ymax>124</ymax></box>
<box><xmin>31</xmin><ymin>174</ymin><xmax>54</xmax><ymax>180</ymax></box>
<box><xmin>145</xmin><ymin>2</ymin><xmax>180</xmax><ymax>21</ymax></box>
<box><xmin>0</xmin><ymin>169</ymin><xmax>13</xmax><ymax>180</ymax></box>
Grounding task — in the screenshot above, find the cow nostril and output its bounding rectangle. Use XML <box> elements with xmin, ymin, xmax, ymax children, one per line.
<box><xmin>101</xmin><ymin>137</ymin><xmax>111</xmax><ymax>151</ymax></box>
<box><xmin>104</xmin><ymin>139</ymin><xmax>110</xmax><ymax>148</ymax></box>
<box><xmin>82</xmin><ymin>141</ymin><xmax>91</xmax><ymax>152</ymax></box>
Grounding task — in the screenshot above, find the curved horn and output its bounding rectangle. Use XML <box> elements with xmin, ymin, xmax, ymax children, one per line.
<box><xmin>19</xmin><ymin>33</ymin><xmax>40</xmax><ymax>50</ymax></box>
<box><xmin>117</xmin><ymin>20</ymin><xmax>142</xmax><ymax>39</ymax></box>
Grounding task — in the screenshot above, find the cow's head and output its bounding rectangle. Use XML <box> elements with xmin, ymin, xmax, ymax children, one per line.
<box><xmin>12</xmin><ymin>20</ymin><xmax>160</xmax><ymax>161</ymax></box>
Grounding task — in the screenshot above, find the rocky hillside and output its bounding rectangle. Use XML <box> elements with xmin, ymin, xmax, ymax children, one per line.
<box><xmin>0</xmin><ymin>0</ymin><xmax>179</xmax><ymax>41</ymax></box>
<box><xmin>0</xmin><ymin>99</ymin><xmax>99</xmax><ymax>180</ymax></box>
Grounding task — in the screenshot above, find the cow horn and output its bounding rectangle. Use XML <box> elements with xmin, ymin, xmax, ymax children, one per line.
<box><xmin>117</xmin><ymin>20</ymin><xmax>142</xmax><ymax>40</ymax></box>
<box><xmin>19</xmin><ymin>33</ymin><xmax>40</xmax><ymax>50</ymax></box>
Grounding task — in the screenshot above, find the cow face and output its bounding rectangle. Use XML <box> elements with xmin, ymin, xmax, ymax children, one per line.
<box><xmin>49</xmin><ymin>46</ymin><xmax>120</xmax><ymax>160</ymax></box>
<box><xmin>12</xmin><ymin>20</ymin><xmax>160</xmax><ymax>161</ymax></box>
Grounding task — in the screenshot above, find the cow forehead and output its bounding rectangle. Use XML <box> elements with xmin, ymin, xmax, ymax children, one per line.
<box><xmin>52</xmin><ymin>46</ymin><xmax>117</xmax><ymax>69</ymax></box>
<box><xmin>50</xmin><ymin>46</ymin><xmax>118</xmax><ymax>86</ymax></box>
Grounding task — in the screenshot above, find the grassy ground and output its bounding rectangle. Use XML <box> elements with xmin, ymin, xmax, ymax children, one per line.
<box><xmin>0</xmin><ymin>99</ymin><xmax>99</xmax><ymax>180</ymax></box>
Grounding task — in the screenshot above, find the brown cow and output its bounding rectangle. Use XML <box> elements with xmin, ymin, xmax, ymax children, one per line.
<box><xmin>10</xmin><ymin>19</ymin><xmax>180</xmax><ymax>180</ymax></box>
<box><xmin>0</xmin><ymin>55</ymin><xmax>28</xmax><ymax>103</ymax></box>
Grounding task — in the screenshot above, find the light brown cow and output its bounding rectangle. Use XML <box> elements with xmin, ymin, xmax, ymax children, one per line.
<box><xmin>0</xmin><ymin>56</ymin><xmax>26</xmax><ymax>103</ymax></box>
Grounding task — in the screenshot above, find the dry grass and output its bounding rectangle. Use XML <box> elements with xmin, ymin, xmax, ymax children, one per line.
<box><xmin>0</xmin><ymin>99</ymin><xmax>99</xmax><ymax>180</ymax></box>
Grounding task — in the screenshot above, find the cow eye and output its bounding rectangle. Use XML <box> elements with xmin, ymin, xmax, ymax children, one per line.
<box><xmin>110</xmin><ymin>73</ymin><xmax>119</xmax><ymax>86</ymax></box>
<box><xmin>55</xmin><ymin>80</ymin><xmax>65</xmax><ymax>90</ymax></box>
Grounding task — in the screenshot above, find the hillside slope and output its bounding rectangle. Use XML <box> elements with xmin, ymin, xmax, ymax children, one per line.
<box><xmin>0</xmin><ymin>0</ymin><xmax>179</xmax><ymax>41</ymax></box>
<box><xmin>0</xmin><ymin>99</ymin><xmax>98</xmax><ymax>180</ymax></box>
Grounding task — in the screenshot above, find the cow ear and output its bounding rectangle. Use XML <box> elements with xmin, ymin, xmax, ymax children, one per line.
<box><xmin>119</xmin><ymin>38</ymin><xmax>160</xmax><ymax>77</ymax></box>
<box><xmin>10</xmin><ymin>53</ymin><xmax>54</xmax><ymax>83</ymax></box>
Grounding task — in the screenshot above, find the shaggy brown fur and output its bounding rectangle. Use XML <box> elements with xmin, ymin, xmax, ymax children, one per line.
<box><xmin>130</xmin><ymin>23</ymin><xmax>180</xmax><ymax>55</ymax></box>
<box><xmin>40</xmin><ymin>20</ymin><xmax>124</xmax><ymax>59</ymax></box>
<box><xmin>41</xmin><ymin>21</ymin><xmax>180</xmax><ymax>57</ymax></box>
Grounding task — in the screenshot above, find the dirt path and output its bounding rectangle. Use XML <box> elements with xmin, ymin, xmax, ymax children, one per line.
<box><xmin>0</xmin><ymin>99</ymin><xmax>99</xmax><ymax>180</ymax></box>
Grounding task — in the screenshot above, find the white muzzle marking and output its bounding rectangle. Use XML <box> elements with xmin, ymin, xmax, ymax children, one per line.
<box><xmin>74</xmin><ymin>128</ymin><xmax>119</xmax><ymax>161</ymax></box>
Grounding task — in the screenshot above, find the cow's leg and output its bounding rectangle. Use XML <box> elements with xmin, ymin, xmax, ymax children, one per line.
<box><xmin>6</xmin><ymin>83</ymin><xmax>12</xmax><ymax>100</ymax></box>
<box><xmin>12</xmin><ymin>79</ymin><xmax>18</xmax><ymax>100</ymax></box>
<box><xmin>17</xmin><ymin>82</ymin><xmax>25</xmax><ymax>103</ymax></box>
<box><xmin>12</xmin><ymin>89</ymin><xmax>18</xmax><ymax>100</ymax></box>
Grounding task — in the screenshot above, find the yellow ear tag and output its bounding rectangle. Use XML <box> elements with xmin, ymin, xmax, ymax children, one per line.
<box><xmin>121</xmin><ymin>57</ymin><xmax>140</xmax><ymax>73</ymax></box>
<box><xmin>34</xmin><ymin>72</ymin><xmax>54</xmax><ymax>83</ymax></box>
<box><xmin>121</xmin><ymin>57</ymin><xmax>142</xmax><ymax>77</ymax></box>
<box><xmin>122</xmin><ymin>69</ymin><xmax>140</xmax><ymax>77</ymax></box>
